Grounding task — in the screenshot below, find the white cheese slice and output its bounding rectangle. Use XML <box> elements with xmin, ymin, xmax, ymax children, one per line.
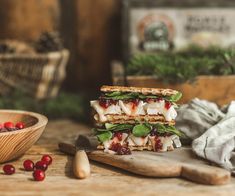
<box><xmin>105</xmin><ymin>104</ymin><xmax>122</xmax><ymax>115</ymax></box>
<box><xmin>160</xmin><ymin>136</ymin><xmax>174</xmax><ymax>152</ymax></box>
<box><xmin>118</xmin><ymin>100</ymin><xmax>132</xmax><ymax>115</ymax></box>
<box><xmin>136</xmin><ymin>101</ymin><xmax>146</xmax><ymax>115</ymax></box>
<box><xmin>90</xmin><ymin>100</ymin><xmax>107</xmax><ymax>122</ymax></box>
<box><xmin>144</xmin><ymin>99</ymin><xmax>177</xmax><ymax>121</ymax></box>
<box><xmin>162</xmin><ymin>106</ymin><xmax>177</xmax><ymax>121</ymax></box>
<box><xmin>129</xmin><ymin>134</ymin><xmax>148</xmax><ymax>146</ymax></box>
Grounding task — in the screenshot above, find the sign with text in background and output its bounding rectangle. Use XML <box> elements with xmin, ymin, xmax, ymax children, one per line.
<box><xmin>129</xmin><ymin>8</ymin><xmax>235</xmax><ymax>55</ymax></box>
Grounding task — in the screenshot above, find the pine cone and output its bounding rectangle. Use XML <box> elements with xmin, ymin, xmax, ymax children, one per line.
<box><xmin>35</xmin><ymin>32</ymin><xmax>64</xmax><ymax>53</ymax></box>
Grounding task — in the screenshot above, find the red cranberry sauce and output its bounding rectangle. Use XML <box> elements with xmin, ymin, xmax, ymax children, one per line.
<box><xmin>109</xmin><ymin>142</ymin><xmax>131</xmax><ymax>155</ymax></box>
<box><xmin>114</xmin><ymin>132</ymin><xmax>123</xmax><ymax>141</ymax></box>
<box><xmin>164</xmin><ymin>101</ymin><xmax>172</xmax><ymax>110</ymax></box>
<box><xmin>98</xmin><ymin>99</ymin><xmax>117</xmax><ymax>108</ymax></box>
<box><xmin>154</xmin><ymin>137</ymin><xmax>163</xmax><ymax>151</ymax></box>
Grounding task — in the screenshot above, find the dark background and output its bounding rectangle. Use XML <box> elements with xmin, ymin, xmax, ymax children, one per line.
<box><xmin>0</xmin><ymin>0</ymin><xmax>122</xmax><ymax>93</ymax></box>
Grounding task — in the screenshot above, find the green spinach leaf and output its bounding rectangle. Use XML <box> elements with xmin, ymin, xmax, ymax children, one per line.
<box><xmin>96</xmin><ymin>131</ymin><xmax>112</xmax><ymax>142</ymax></box>
<box><xmin>132</xmin><ymin>124</ymin><xmax>151</xmax><ymax>137</ymax></box>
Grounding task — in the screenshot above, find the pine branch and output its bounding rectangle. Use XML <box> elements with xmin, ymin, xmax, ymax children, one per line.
<box><xmin>127</xmin><ymin>45</ymin><xmax>235</xmax><ymax>83</ymax></box>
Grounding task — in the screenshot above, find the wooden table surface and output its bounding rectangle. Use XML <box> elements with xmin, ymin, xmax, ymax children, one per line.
<box><xmin>0</xmin><ymin>119</ymin><xmax>234</xmax><ymax>196</ymax></box>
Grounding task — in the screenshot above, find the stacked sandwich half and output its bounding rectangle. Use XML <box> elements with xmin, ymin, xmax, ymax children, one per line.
<box><xmin>90</xmin><ymin>85</ymin><xmax>184</xmax><ymax>155</ymax></box>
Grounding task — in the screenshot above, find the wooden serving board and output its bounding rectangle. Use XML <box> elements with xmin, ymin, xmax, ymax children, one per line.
<box><xmin>58</xmin><ymin>143</ymin><xmax>231</xmax><ymax>185</ymax></box>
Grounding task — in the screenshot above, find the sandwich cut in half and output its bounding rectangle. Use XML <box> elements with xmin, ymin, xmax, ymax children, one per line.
<box><xmin>90</xmin><ymin>85</ymin><xmax>184</xmax><ymax>155</ymax></box>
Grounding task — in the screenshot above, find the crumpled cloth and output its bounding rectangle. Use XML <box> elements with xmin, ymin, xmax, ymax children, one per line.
<box><xmin>176</xmin><ymin>98</ymin><xmax>235</xmax><ymax>172</ymax></box>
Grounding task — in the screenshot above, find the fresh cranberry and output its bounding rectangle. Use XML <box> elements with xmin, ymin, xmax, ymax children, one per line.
<box><xmin>23</xmin><ymin>159</ymin><xmax>34</xmax><ymax>171</ymax></box>
<box><xmin>117</xmin><ymin>146</ymin><xmax>131</xmax><ymax>155</ymax></box>
<box><xmin>4</xmin><ymin>122</ymin><xmax>14</xmax><ymax>130</ymax></box>
<box><xmin>35</xmin><ymin>161</ymin><xmax>48</xmax><ymax>171</ymax></box>
<box><xmin>157</xmin><ymin>98</ymin><xmax>163</xmax><ymax>101</ymax></box>
<box><xmin>0</xmin><ymin>124</ymin><xmax>3</xmax><ymax>131</ymax></box>
<box><xmin>114</xmin><ymin>132</ymin><xmax>122</xmax><ymax>141</ymax></box>
<box><xmin>165</xmin><ymin>101</ymin><xmax>171</xmax><ymax>110</ymax></box>
<box><xmin>99</xmin><ymin>99</ymin><xmax>110</xmax><ymax>108</ymax></box>
<box><xmin>3</xmin><ymin>164</ymin><xmax>15</xmax><ymax>175</ymax></box>
<box><xmin>41</xmin><ymin>155</ymin><xmax>53</xmax><ymax>165</ymax></box>
<box><xmin>16</xmin><ymin>122</ymin><xmax>25</xmax><ymax>129</ymax></box>
<box><xmin>33</xmin><ymin>169</ymin><xmax>45</xmax><ymax>181</ymax></box>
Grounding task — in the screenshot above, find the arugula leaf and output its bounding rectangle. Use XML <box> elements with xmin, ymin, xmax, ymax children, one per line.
<box><xmin>96</xmin><ymin>131</ymin><xmax>112</xmax><ymax>142</ymax></box>
<box><xmin>105</xmin><ymin>123</ymin><xmax>133</xmax><ymax>132</ymax></box>
<box><xmin>105</xmin><ymin>123</ymin><xmax>116</xmax><ymax>129</ymax></box>
<box><xmin>138</xmin><ymin>94</ymin><xmax>159</xmax><ymax>99</ymax></box>
<box><xmin>96</xmin><ymin>128</ymin><xmax>109</xmax><ymax>132</ymax></box>
<box><xmin>103</xmin><ymin>91</ymin><xmax>182</xmax><ymax>103</ymax></box>
<box><xmin>153</xmin><ymin>124</ymin><xmax>185</xmax><ymax>137</ymax></box>
<box><xmin>105</xmin><ymin>92</ymin><xmax>122</xmax><ymax>97</ymax></box>
<box><xmin>132</xmin><ymin>124</ymin><xmax>151</xmax><ymax>137</ymax></box>
<box><xmin>167</xmin><ymin>92</ymin><xmax>182</xmax><ymax>102</ymax></box>
<box><xmin>104</xmin><ymin>92</ymin><xmax>138</xmax><ymax>100</ymax></box>
<box><xmin>166</xmin><ymin>125</ymin><xmax>185</xmax><ymax>137</ymax></box>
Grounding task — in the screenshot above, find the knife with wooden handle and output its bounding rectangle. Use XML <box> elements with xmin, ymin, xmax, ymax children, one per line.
<box><xmin>59</xmin><ymin>135</ymin><xmax>98</xmax><ymax>179</ymax></box>
<box><xmin>73</xmin><ymin>150</ymin><xmax>90</xmax><ymax>179</ymax></box>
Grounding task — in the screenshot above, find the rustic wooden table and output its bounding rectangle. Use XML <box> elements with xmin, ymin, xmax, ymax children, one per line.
<box><xmin>0</xmin><ymin>119</ymin><xmax>234</xmax><ymax>196</ymax></box>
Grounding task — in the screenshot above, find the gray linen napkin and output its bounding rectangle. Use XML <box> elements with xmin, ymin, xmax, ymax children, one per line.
<box><xmin>176</xmin><ymin>98</ymin><xmax>225</xmax><ymax>140</ymax></box>
<box><xmin>176</xmin><ymin>98</ymin><xmax>235</xmax><ymax>172</ymax></box>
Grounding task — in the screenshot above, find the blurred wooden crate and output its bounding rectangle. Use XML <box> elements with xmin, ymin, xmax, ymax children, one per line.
<box><xmin>126</xmin><ymin>75</ymin><xmax>235</xmax><ymax>106</ymax></box>
<box><xmin>0</xmin><ymin>49</ymin><xmax>69</xmax><ymax>99</ymax></box>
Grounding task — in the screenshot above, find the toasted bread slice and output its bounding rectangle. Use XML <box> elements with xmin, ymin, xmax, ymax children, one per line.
<box><xmin>101</xmin><ymin>85</ymin><xmax>178</xmax><ymax>96</ymax></box>
<box><xmin>94</xmin><ymin>114</ymin><xmax>175</xmax><ymax>125</ymax></box>
<box><xmin>97</xmin><ymin>144</ymin><xmax>174</xmax><ymax>152</ymax></box>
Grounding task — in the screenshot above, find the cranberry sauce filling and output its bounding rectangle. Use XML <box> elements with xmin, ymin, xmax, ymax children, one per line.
<box><xmin>164</xmin><ymin>101</ymin><xmax>171</xmax><ymax>110</ymax></box>
<box><xmin>114</xmin><ymin>132</ymin><xmax>123</xmax><ymax>141</ymax></box>
<box><xmin>99</xmin><ymin>97</ymin><xmax>172</xmax><ymax>111</ymax></box>
<box><xmin>154</xmin><ymin>137</ymin><xmax>163</xmax><ymax>151</ymax></box>
<box><xmin>109</xmin><ymin>142</ymin><xmax>131</xmax><ymax>155</ymax></box>
<box><xmin>98</xmin><ymin>99</ymin><xmax>117</xmax><ymax>108</ymax></box>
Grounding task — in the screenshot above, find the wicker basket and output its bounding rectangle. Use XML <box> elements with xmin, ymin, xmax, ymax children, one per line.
<box><xmin>0</xmin><ymin>49</ymin><xmax>69</xmax><ymax>99</ymax></box>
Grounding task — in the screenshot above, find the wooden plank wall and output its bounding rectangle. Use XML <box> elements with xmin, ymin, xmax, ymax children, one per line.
<box><xmin>0</xmin><ymin>0</ymin><xmax>122</xmax><ymax>92</ymax></box>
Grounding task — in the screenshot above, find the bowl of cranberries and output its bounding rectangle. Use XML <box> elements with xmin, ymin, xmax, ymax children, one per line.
<box><xmin>0</xmin><ymin>109</ymin><xmax>48</xmax><ymax>163</ymax></box>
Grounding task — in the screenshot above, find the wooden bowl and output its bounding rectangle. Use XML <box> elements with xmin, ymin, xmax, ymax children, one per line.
<box><xmin>0</xmin><ymin>110</ymin><xmax>48</xmax><ymax>163</ymax></box>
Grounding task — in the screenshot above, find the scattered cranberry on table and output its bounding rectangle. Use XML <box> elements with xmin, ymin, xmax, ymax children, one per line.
<box><xmin>2</xmin><ymin>155</ymin><xmax>52</xmax><ymax>181</ymax></box>
<box><xmin>41</xmin><ymin>155</ymin><xmax>53</xmax><ymax>165</ymax></box>
<box><xmin>23</xmin><ymin>159</ymin><xmax>35</xmax><ymax>171</ymax></box>
<box><xmin>35</xmin><ymin>161</ymin><xmax>48</xmax><ymax>171</ymax></box>
<box><xmin>33</xmin><ymin>169</ymin><xmax>45</xmax><ymax>181</ymax></box>
<box><xmin>3</xmin><ymin>164</ymin><xmax>15</xmax><ymax>175</ymax></box>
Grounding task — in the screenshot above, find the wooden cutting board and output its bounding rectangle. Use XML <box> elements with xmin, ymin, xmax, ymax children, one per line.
<box><xmin>58</xmin><ymin>143</ymin><xmax>231</xmax><ymax>185</ymax></box>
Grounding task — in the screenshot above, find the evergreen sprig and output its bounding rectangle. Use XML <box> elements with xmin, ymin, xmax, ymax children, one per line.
<box><xmin>127</xmin><ymin>45</ymin><xmax>235</xmax><ymax>83</ymax></box>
